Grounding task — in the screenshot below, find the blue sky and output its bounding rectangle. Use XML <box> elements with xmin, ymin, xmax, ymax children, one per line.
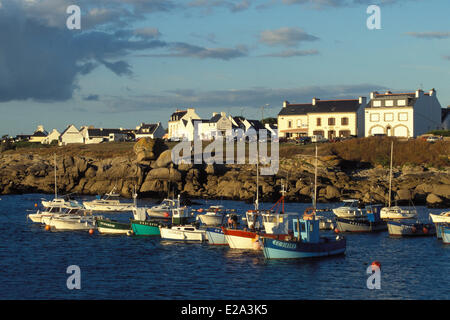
<box><xmin>0</xmin><ymin>0</ymin><xmax>449</xmax><ymax>136</ymax></box>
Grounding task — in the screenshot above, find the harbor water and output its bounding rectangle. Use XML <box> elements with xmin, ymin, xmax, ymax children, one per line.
<box><xmin>0</xmin><ymin>194</ymin><xmax>448</xmax><ymax>300</ymax></box>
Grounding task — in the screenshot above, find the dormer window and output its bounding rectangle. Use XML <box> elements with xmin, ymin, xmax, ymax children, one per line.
<box><xmin>373</xmin><ymin>101</ymin><xmax>382</xmax><ymax>107</ymax></box>
<box><xmin>385</xmin><ymin>100</ymin><xmax>394</xmax><ymax>107</ymax></box>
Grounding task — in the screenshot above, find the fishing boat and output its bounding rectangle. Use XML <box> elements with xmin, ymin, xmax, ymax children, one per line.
<box><xmin>83</xmin><ymin>186</ymin><xmax>135</xmax><ymax>212</ymax></box>
<box><xmin>335</xmin><ymin>210</ymin><xmax>387</xmax><ymax>233</ymax></box>
<box><xmin>380</xmin><ymin>142</ymin><xmax>418</xmax><ymax>220</ymax></box>
<box><xmin>387</xmin><ymin>220</ymin><xmax>436</xmax><ymax>237</ymax></box>
<box><xmin>95</xmin><ymin>217</ymin><xmax>131</xmax><ymax>235</ymax></box>
<box><xmin>35</xmin><ymin>205</ymin><xmax>84</xmax><ymax>225</ymax></box>
<box><xmin>205</xmin><ymin>227</ymin><xmax>228</xmax><ymax>245</ymax></box>
<box><xmin>261</xmin><ymin>210</ymin><xmax>346</xmax><ymax>260</ymax></box>
<box><xmin>441</xmin><ymin>224</ymin><xmax>450</xmax><ymax>244</ymax></box>
<box><xmin>429</xmin><ymin>211</ymin><xmax>450</xmax><ymax>224</ymax></box>
<box><xmin>159</xmin><ymin>225</ymin><xmax>207</xmax><ymax>241</ymax></box>
<box><xmin>197</xmin><ymin>205</ymin><xmax>230</xmax><ymax>226</ymax></box>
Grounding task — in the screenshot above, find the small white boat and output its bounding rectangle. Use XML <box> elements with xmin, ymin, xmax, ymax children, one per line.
<box><xmin>429</xmin><ymin>211</ymin><xmax>450</xmax><ymax>224</ymax></box>
<box><xmin>332</xmin><ymin>199</ymin><xmax>367</xmax><ymax>218</ymax></box>
<box><xmin>83</xmin><ymin>187</ymin><xmax>135</xmax><ymax>212</ymax></box>
<box><xmin>41</xmin><ymin>207</ymin><xmax>90</xmax><ymax>226</ymax></box>
<box><xmin>197</xmin><ymin>205</ymin><xmax>230</xmax><ymax>226</ymax></box>
<box><xmin>380</xmin><ymin>206</ymin><xmax>418</xmax><ymax>220</ymax></box>
<box><xmin>205</xmin><ymin>227</ymin><xmax>227</xmax><ymax>245</ymax></box>
<box><xmin>159</xmin><ymin>225</ymin><xmax>207</xmax><ymax>241</ymax></box>
<box><xmin>28</xmin><ymin>203</ymin><xmax>83</xmax><ymax>224</ymax></box>
<box><xmin>146</xmin><ymin>198</ymin><xmax>177</xmax><ymax>218</ymax></box>
<box><xmin>46</xmin><ymin>214</ymin><xmax>97</xmax><ymax>231</ymax></box>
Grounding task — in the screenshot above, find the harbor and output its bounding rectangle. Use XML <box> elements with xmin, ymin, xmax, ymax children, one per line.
<box><xmin>1</xmin><ymin>193</ymin><xmax>448</xmax><ymax>299</ymax></box>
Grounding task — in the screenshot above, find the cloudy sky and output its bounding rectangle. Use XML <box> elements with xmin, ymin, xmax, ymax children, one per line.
<box><xmin>0</xmin><ymin>0</ymin><xmax>449</xmax><ymax>136</ymax></box>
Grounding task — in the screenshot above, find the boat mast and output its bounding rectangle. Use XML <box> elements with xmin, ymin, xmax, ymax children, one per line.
<box><xmin>255</xmin><ymin>142</ymin><xmax>259</xmax><ymax>211</ymax></box>
<box><xmin>54</xmin><ymin>153</ymin><xmax>57</xmax><ymax>199</ymax></box>
<box><xmin>313</xmin><ymin>145</ymin><xmax>318</xmax><ymax>211</ymax></box>
<box><xmin>388</xmin><ymin>141</ymin><xmax>393</xmax><ymax>208</ymax></box>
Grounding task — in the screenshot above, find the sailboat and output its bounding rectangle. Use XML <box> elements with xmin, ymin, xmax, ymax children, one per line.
<box><xmin>261</xmin><ymin>145</ymin><xmax>346</xmax><ymax>259</ymax></box>
<box><xmin>380</xmin><ymin>141</ymin><xmax>418</xmax><ymax>220</ymax></box>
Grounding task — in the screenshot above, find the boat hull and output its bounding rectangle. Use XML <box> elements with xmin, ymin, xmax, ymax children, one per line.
<box><xmin>262</xmin><ymin>237</ymin><xmax>346</xmax><ymax>259</ymax></box>
<box><xmin>49</xmin><ymin>217</ymin><xmax>96</xmax><ymax>231</ymax></box>
<box><xmin>96</xmin><ymin>218</ymin><xmax>131</xmax><ymax>235</ymax></box>
<box><xmin>130</xmin><ymin>220</ymin><xmax>161</xmax><ymax>236</ymax></box>
<box><xmin>429</xmin><ymin>213</ymin><xmax>450</xmax><ymax>224</ymax></box>
<box><xmin>335</xmin><ymin>217</ymin><xmax>387</xmax><ymax>233</ymax></box>
<box><xmin>159</xmin><ymin>226</ymin><xmax>206</xmax><ymax>241</ymax></box>
<box><xmin>387</xmin><ymin>221</ymin><xmax>436</xmax><ymax>237</ymax></box>
<box><xmin>205</xmin><ymin>227</ymin><xmax>227</xmax><ymax>245</ymax></box>
<box><xmin>223</xmin><ymin>228</ymin><xmax>262</xmax><ymax>250</ymax></box>
<box><xmin>442</xmin><ymin>225</ymin><xmax>450</xmax><ymax>244</ymax></box>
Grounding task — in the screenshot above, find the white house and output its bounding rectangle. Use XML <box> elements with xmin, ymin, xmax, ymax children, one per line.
<box><xmin>168</xmin><ymin>108</ymin><xmax>200</xmax><ymax>140</ymax></box>
<box><xmin>41</xmin><ymin>129</ymin><xmax>60</xmax><ymax>144</ymax></box>
<box><xmin>59</xmin><ymin>124</ymin><xmax>84</xmax><ymax>145</ymax></box>
<box><xmin>29</xmin><ymin>125</ymin><xmax>48</xmax><ymax>143</ymax></box>
<box><xmin>80</xmin><ymin>127</ymin><xmax>134</xmax><ymax>144</ymax></box>
<box><xmin>278</xmin><ymin>97</ymin><xmax>367</xmax><ymax>139</ymax></box>
<box><xmin>135</xmin><ymin>122</ymin><xmax>165</xmax><ymax>140</ymax></box>
<box><xmin>365</xmin><ymin>89</ymin><xmax>442</xmax><ymax>137</ymax></box>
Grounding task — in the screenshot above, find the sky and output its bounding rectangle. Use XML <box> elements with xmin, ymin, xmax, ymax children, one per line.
<box><xmin>0</xmin><ymin>0</ymin><xmax>449</xmax><ymax>136</ymax></box>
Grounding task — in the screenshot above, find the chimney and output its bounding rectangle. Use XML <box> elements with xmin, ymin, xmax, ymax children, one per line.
<box><xmin>283</xmin><ymin>101</ymin><xmax>289</xmax><ymax>108</ymax></box>
<box><xmin>429</xmin><ymin>88</ymin><xmax>436</xmax><ymax>97</ymax></box>
<box><xmin>415</xmin><ymin>89</ymin><xmax>423</xmax><ymax>98</ymax></box>
<box><xmin>370</xmin><ymin>91</ymin><xmax>378</xmax><ymax>99</ymax></box>
<box><xmin>359</xmin><ymin>96</ymin><xmax>367</xmax><ymax>105</ymax></box>
<box><xmin>385</xmin><ymin>90</ymin><xmax>392</xmax><ymax>95</ymax></box>
<box><xmin>220</xmin><ymin>111</ymin><xmax>226</xmax><ymax>117</ymax></box>
<box><xmin>312</xmin><ymin>97</ymin><xmax>319</xmax><ymax>106</ymax></box>
<box><xmin>212</xmin><ymin>112</ymin><xmax>218</xmax><ymax>117</ymax></box>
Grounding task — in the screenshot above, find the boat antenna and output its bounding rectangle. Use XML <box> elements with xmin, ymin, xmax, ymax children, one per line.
<box><xmin>388</xmin><ymin>141</ymin><xmax>393</xmax><ymax>208</ymax></box>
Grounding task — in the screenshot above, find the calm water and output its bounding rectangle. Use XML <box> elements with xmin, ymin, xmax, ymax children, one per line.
<box><xmin>0</xmin><ymin>194</ymin><xmax>448</xmax><ymax>300</ymax></box>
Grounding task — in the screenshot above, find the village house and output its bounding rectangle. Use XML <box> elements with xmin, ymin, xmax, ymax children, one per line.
<box><xmin>168</xmin><ymin>108</ymin><xmax>200</xmax><ymax>140</ymax></box>
<box><xmin>41</xmin><ymin>129</ymin><xmax>61</xmax><ymax>144</ymax></box>
<box><xmin>134</xmin><ymin>122</ymin><xmax>165</xmax><ymax>140</ymax></box>
<box><xmin>80</xmin><ymin>126</ymin><xmax>134</xmax><ymax>144</ymax></box>
<box><xmin>278</xmin><ymin>97</ymin><xmax>366</xmax><ymax>140</ymax></box>
<box><xmin>29</xmin><ymin>125</ymin><xmax>48</xmax><ymax>143</ymax></box>
<box><xmin>365</xmin><ymin>89</ymin><xmax>442</xmax><ymax>137</ymax></box>
<box><xmin>59</xmin><ymin>124</ymin><xmax>84</xmax><ymax>146</ymax></box>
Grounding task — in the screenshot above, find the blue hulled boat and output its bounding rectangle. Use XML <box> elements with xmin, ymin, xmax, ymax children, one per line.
<box><xmin>441</xmin><ymin>224</ymin><xmax>450</xmax><ymax>244</ymax></box>
<box><xmin>261</xmin><ymin>214</ymin><xmax>346</xmax><ymax>260</ymax></box>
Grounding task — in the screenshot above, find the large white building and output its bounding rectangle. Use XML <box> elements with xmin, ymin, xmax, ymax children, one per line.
<box><xmin>278</xmin><ymin>97</ymin><xmax>367</xmax><ymax>139</ymax></box>
<box><xmin>365</xmin><ymin>89</ymin><xmax>442</xmax><ymax>137</ymax></box>
<box><xmin>168</xmin><ymin>108</ymin><xmax>200</xmax><ymax>140</ymax></box>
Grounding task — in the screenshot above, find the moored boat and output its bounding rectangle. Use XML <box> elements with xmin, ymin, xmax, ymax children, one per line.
<box><xmin>441</xmin><ymin>224</ymin><xmax>450</xmax><ymax>244</ymax></box>
<box><xmin>261</xmin><ymin>213</ymin><xmax>346</xmax><ymax>260</ymax></box>
<box><xmin>46</xmin><ymin>214</ymin><xmax>97</xmax><ymax>231</ymax></box>
<box><xmin>197</xmin><ymin>205</ymin><xmax>230</xmax><ymax>226</ymax></box>
<box><xmin>159</xmin><ymin>225</ymin><xmax>207</xmax><ymax>241</ymax></box>
<box><xmin>335</xmin><ymin>212</ymin><xmax>387</xmax><ymax>233</ymax></box>
<box><xmin>205</xmin><ymin>227</ymin><xmax>227</xmax><ymax>245</ymax></box>
<box><xmin>83</xmin><ymin>187</ymin><xmax>135</xmax><ymax>212</ymax></box>
<box><xmin>429</xmin><ymin>211</ymin><xmax>450</xmax><ymax>224</ymax></box>
<box><xmin>95</xmin><ymin>217</ymin><xmax>131</xmax><ymax>235</ymax></box>
<box><xmin>387</xmin><ymin>220</ymin><xmax>436</xmax><ymax>237</ymax></box>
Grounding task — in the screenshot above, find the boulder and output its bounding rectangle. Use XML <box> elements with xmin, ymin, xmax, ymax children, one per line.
<box><xmin>325</xmin><ymin>185</ymin><xmax>340</xmax><ymax>200</ymax></box>
<box><xmin>426</xmin><ymin>193</ymin><xmax>443</xmax><ymax>206</ymax></box>
<box><xmin>134</xmin><ymin>138</ymin><xmax>166</xmax><ymax>162</ymax></box>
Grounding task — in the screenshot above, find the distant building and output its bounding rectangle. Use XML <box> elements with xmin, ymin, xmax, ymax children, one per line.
<box><xmin>59</xmin><ymin>124</ymin><xmax>84</xmax><ymax>145</ymax></box>
<box><xmin>135</xmin><ymin>122</ymin><xmax>165</xmax><ymax>140</ymax></box>
<box><xmin>29</xmin><ymin>125</ymin><xmax>48</xmax><ymax>143</ymax></box>
<box><xmin>81</xmin><ymin>126</ymin><xmax>134</xmax><ymax>144</ymax></box>
<box><xmin>365</xmin><ymin>89</ymin><xmax>442</xmax><ymax>137</ymax></box>
<box><xmin>41</xmin><ymin>129</ymin><xmax>61</xmax><ymax>144</ymax></box>
<box><xmin>278</xmin><ymin>97</ymin><xmax>366</xmax><ymax>139</ymax></box>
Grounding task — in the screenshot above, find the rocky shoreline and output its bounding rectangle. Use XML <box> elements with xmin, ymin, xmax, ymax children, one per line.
<box><xmin>0</xmin><ymin>139</ymin><xmax>449</xmax><ymax>208</ymax></box>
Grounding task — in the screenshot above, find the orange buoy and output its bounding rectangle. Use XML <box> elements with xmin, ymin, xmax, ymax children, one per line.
<box><xmin>197</xmin><ymin>208</ymin><xmax>204</xmax><ymax>213</ymax></box>
<box><xmin>45</xmin><ymin>225</ymin><xmax>51</xmax><ymax>231</ymax></box>
<box><xmin>88</xmin><ymin>229</ymin><xmax>94</xmax><ymax>235</ymax></box>
<box><xmin>371</xmin><ymin>261</ymin><xmax>381</xmax><ymax>270</ymax></box>
<box><xmin>35</xmin><ymin>203</ymin><xmax>38</xmax><ymax>207</ymax></box>
<box><xmin>334</xmin><ymin>228</ymin><xmax>340</xmax><ymax>234</ymax></box>
<box><xmin>423</xmin><ymin>227</ymin><xmax>428</xmax><ymax>234</ymax></box>
<box><xmin>163</xmin><ymin>212</ymin><xmax>170</xmax><ymax>218</ymax></box>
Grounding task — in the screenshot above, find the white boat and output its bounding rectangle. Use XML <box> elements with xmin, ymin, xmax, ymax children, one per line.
<box><xmin>332</xmin><ymin>199</ymin><xmax>367</xmax><ymax>218</ymax></box>
<box><xmin>380</xmin><ymin>142</ymin><xmax>418</xmax><ymax>221</ymax></box>
<box><xmin>429</xmin><ymin>211</ymin><xmax>450</xmax><ymax>224</ymax></box>
<box><xmin>83</xmin><ymin>187</ymin><xmax>135</xmax><ymax>212</ymax></box>
<box><xmin>41</xmin><ymin>207</ymin><xmax>87</xmax><ymax>226</ymax></box>
<box><xmin>146</xmin><ymin>198</ymin><xmax>177</xmax><ymax>218</ymax></box>
<box><xmin>380</xmin><ymin>206</ymin><xmax>418</xmax><ymax>220</ymax></box>
<box><xmin>197</xmin><ymin>205</ymin><xmax>230</xmax><ymax>226</ymax></box>
<box><xmin>159</xmin><ymin>225</ymin><xmax>206</xmax><ymax>241</ymax></box>
<box><xmin>28</xmin><ymin>202</ymin><xmax>83</xmax><ymax>223</ymax></box>
<box><xmin>205</xmin><ymin>227</ymin><xmax>227</xmax><ymax>245</ymax></box>
<box><xmin>46</xmin><ymin>214</ymin><xmax>97</xmax><ymax>231</ymax></box>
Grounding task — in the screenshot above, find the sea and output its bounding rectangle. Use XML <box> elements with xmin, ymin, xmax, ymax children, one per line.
<box><xmin>0</xmin><ymin>193</ymin><xmax>448</xmax><ymax>300</ymax></box>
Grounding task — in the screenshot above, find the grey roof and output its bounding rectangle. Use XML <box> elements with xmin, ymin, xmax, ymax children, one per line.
<box><xmin>32</xmin><ymin>131</ymin><xmax>48</xmax><ymax>137</ymax></box>
<box><xmin>246</xmin><ymin>119</ymin><xmax>265</xmax><ymax>130</ymax></box>
<box><xmin>278</xmin><ymin>99</ymin><xmax>361</xmax><ymax>116</ymax></box>
<box><xmin>170</xmin><ymin>110</ymin><xmax>187</xmax><ymax>121</ymax></box>
<box><xmin>135</xmin><ymin>124</ymin><xmax>158</xmax><ymax>135</ymax></box>
<box><xmin>210</xmin><ymin>114</ymin><xmax>222</xmax><ymax>122</ymax></box>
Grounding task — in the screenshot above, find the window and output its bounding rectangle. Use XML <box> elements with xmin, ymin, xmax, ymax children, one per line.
<box><xmin>316</xmin><ymin>118</ymin><xmax>321</xmax><ymax>126</ymax></box>
<box><xmin>384</xmin><ymin>113</ymin><xmax>394</xmax><ymax>121</ymax></box>
<box><xmin>328</xmin><ymin>118</ymin><xmax>336</xmax><ymax>126</ymax></box>
<box><xmin>397</xmin><ymin>100</ymin><xmax>406</xmax><ymax>106</ymax></box>
<box><xmin>341</xmin><ymin>117</ymin><xmax>349</xmax><ymax>126</ymax></box>
<box><xmin>370</xmin><ymin>113</ymin><xmax>380</xmax><ymax>122</ymax></box>
<box><xmin>398</xmin><ymin>113</ymin><xmax>408</xmax><ymax>121</ymax></box>
<box><xmin>297</xmin><ymin>119</ymin><xmax>302</xmax><ymax>127</ymax></box>
<box><xmin>288</xmin><ymin>120</ymin><xmax>292</xmax><ymax>128</ymax></box>
<box><xmin>373</xmin><ymin>101</ymin><xmax>382</xmax><ymax>107</ymax></box>
<box><xmin>385</xmin><ymin>100</ymin><xmax>394</xmax><ymax>107</ymax></box>
<box><xmin>339</xmin><ymin>130</ymin><xmax>351</xmax><ymax>137</ymax></box>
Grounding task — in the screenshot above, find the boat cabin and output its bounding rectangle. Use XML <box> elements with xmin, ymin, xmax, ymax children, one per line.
<box><xmin>262</xmin><ymin>211</ymin><xmax>299</xmax><ymax>234</ymax></box>
<box><xmin>293</xmin><ymin>218</ymin><xmax>320</xmax><ymax>243</ymax></box>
